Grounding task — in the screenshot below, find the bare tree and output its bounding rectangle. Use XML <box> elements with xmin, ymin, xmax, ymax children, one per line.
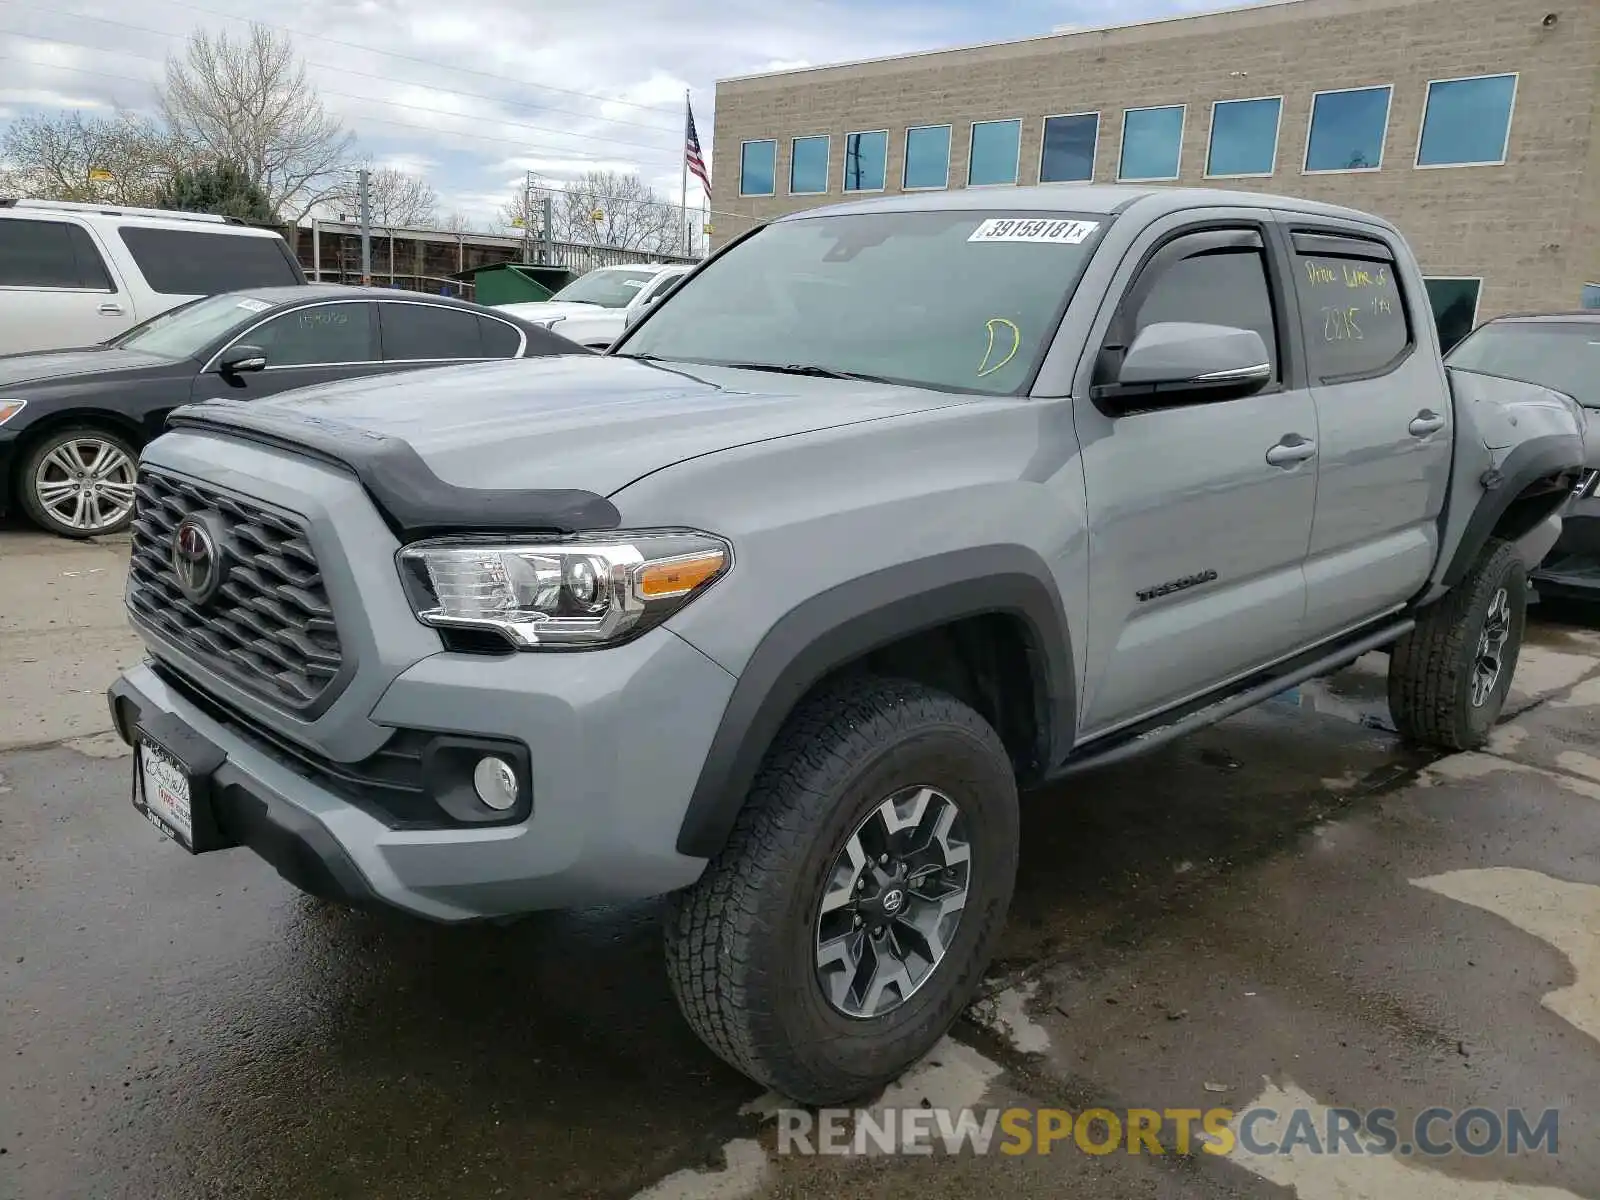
<box><xmin>552</xmin><ymin>170</ymin><xmax>681</xmax><ymax>253</ymax></box>
<box><xmin>438</xmin><ymin>211</ymin><xmax>478</xmax><ymax>234</ymax></box>
<box><xmin>160</xmin><ymin>24</ymin><xmax>355</xmax><ymax>221</ymax></box>
<box><xmin>324</xmin><ymin>166</ymin><xmax>438</xmax><ymax>228</ymax></box>
<box><xmin>0</xmin><ymin>111</ymin><xmax>184</xmax><ymax>206</ymax></box>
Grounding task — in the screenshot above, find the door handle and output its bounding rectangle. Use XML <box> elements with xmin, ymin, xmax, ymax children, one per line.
<box><xmin>98</xmin><ymin>302</ymin><xmax>124</xmax><ymax>315</ymax></box>
<box><xmin>1409</xmin><ymin>410</ymin><xmax>1445</xmax><ymax>437</ymax></box>
<box><xmin>1265</xmin><ymin>434</ymin><xmax>1317</xmax><ymax>467</ymax></box>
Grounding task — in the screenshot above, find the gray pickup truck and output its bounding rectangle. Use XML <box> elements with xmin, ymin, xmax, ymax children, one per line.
<box><xmin>108</xmin><ymin>186</ymin><xmax>1586</xmax><ymax>1104</ymax></box>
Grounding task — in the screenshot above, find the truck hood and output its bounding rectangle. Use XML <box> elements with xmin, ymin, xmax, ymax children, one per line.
<box><xmin>0</xmin><ymin>345</ymin><xmax>176</xmax><ymax>388</ymax></box>
<box><xmin>168</xmin><ymin>353</ymin><xmax>964</xmax><ymax>497</ymax></box>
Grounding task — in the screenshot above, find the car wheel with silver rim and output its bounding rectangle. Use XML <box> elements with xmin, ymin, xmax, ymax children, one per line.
<box><xmin>1389</xmin><ymin>537</ymin><xmax>1527</xmax><ymax>751</ymax></box>
<box><xmin>665</xmin><ymin>675</ymin><xmax>1019</xmax><ymax>1105</ymax></box>
<box><xmin>19</xmin><ymin>426</ymin><xmax>140</xmax><ymax>539</ymax></box>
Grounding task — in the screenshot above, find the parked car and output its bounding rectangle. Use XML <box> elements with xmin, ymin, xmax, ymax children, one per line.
<box><xmin>498</xmin><ymin>262</ymin><xmax>691</xmax><ymax>348</ymax></box>
<box><xmin>1445</xmin><ymin>311</ymin><xmax>1600</xmax><ymax>598</ymax></box>
<box><xmin>108</xmin><ymin>187</ymin><xmax>1584</xmax><ymax>1105</ymax></box>
<box><xmin>0</xmin><ymin>285</ymin><xmax>590</xmax><ymax>537</ymax></box>
<box><xmin>0</xmin><ymin>199</ymin><xmax>307</xmax><ymax>356</ymax></box>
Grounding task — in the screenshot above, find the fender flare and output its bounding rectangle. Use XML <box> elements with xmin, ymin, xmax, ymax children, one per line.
<box><xmin>674</xmin><ymin>545</ymin><xmax>1075</xmax><ymax>859</ymax></box>
<box><xmin>1439</xmin><ymin>432</ymin><xmax>1584</xmax><ymax>589</ymax></box>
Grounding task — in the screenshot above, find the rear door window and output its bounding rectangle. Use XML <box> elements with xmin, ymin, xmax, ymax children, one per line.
<box><xmin>0</xmin><ymin>219</ymin><xmax>115</xmax><ymax>290</ymax></box>
<box><xmin>117</xmin><ymin>226</ymin><xmax>301</xmax><ymax>295</ymax></box>
<box><xmin>379</xmin><ymin>303</ymin><xmax>487</xmax><ymax>360</ymax></box>
<box><xmin>1290</xmin><ymin>233</ymin><xmax>1411</xmax><ymax>380</ymax></box>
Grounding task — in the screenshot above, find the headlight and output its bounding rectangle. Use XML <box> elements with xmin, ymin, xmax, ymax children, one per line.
<box><xmin>397</xmin><ymin>529</ymin><xmax>731</xmax><ymax>649</ymax></box>
<box><xmin>0</xmin><ymin>399</ymin><xmax>26</xmax><ymax>426</ymax></box>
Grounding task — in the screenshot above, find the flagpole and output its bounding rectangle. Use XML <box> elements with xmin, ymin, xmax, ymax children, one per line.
<box><xmin>681</xmin><ymin>89</ymin><xmax>690</xmax><ymax>258</ymax></box>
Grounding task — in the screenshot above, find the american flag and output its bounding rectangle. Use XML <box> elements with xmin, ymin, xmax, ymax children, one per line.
<box><xmin>685</xmin><ymin>101</ymin><xmax>711</xmax><ymax>192</ymax></box>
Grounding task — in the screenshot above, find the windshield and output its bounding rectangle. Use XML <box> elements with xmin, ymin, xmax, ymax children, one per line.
<box><xmin>1446</xmin><ymin>321</ymin><xmax>1600</xmax><ymax>406</ymax></box>
<box><xmin>615</xmin><ymin>210</ymin><xmax>1108</xmax><ymax>394</ymax></box>
<box><xmin>550</xmin><ymin>268</ymin><xmax>662</xmax><ymax>308</ymax></box>
<box><xmin>111</xmin><ymin>293</ymin><xmax>267</xmax><ymax>358</ymax></box>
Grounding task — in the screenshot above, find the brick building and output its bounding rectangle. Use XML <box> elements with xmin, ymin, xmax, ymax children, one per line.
<box><xmin>709</xmin><ymin>0</ymin><xmax>1599</xmax><ymax>347</ymax></box>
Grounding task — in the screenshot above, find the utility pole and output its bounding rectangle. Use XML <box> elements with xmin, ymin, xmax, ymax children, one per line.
<box><xmin>358</xmin><ymin>168</ymin><xmax>372</xmax><ymax>285</ymax></box>
<box><xmin>522</xmin><ymin>170</ymin><xmax>533</xmax><ymax>265</ymax></box>
<box><xmin>542</xmin><ymin>193</ymin><xmax>554</xmax><ymax>266</ymax></box>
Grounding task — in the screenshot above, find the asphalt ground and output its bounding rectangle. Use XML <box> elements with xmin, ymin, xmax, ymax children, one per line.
<box><xmin>3</xmin><ymin>521</ymin><xmax>1597</xmax><ymax>1199</ymax></box>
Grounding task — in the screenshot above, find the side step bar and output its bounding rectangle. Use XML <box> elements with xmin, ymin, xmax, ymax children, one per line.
<box><xmin>1048</xmin><ymin>619</ymin><xmax>1415</xmax><ymax>779</ymax></box>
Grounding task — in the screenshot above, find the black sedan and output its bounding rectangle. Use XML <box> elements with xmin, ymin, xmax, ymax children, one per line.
<box><xmin>0</xmin><ymin>285</ymin><xmax>591</xmax><ymax>538</ymax></box>
<box><xmin>1446</xmin><ymin>310</ymin><xmax>1600</xmax><ymax>598</ymax></box>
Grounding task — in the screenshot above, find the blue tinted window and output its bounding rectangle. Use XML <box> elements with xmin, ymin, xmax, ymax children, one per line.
<box><xmin>1418</xmin><ymin>75</ymin><xmax>1517</xmax><ymax>167</ymax></box>
<box><xmin>1040</xmin><ymin>113</ymin><xmax>1098</xmax><ymax>183</ymax></box>
<box><xmin>903</xmin><ymin>125</ymin><xmax>951</xmax><ymax>189</ymax></box>
<box><xmin>1305</xmin><ymin>87</ymin><xmax>1391</xmax><ymax>171</ymax></box>
<box><xmin>789</xmin><ymin>135</ymin><xmax>829</xmax><ymax>194</ymax></box>
<box><xmin>1119</xmin><ymin>106</ymin><xmax>1184</xmax><ymax>180</ymax></box>
<box><xmin>740</xmin><ymin>140</ymin><xmax>776</xmax><ymax>196</ymax></box>
<box><xmin>1207</xmin><ymin>97</ymin><xmax>1281</xmax><ymax>177</ymax></box>
<box><xmin>1583</xmin><ymin>284</ymin><xmax>1600</xmax><ymax>310</ymax></box>
<box><xmin>843</xmin><ymin>131</ymin><xmax>887</xmax><ymax>192</ymax></box>
<box><xmin>968</xmin><ymin>119</ymin><xmax>1021</xmax><ymax>185</ymax></box>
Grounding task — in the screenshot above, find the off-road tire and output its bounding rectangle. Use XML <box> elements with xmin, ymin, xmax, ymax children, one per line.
<box><xmin>18</xmin><ymin>425</ymin><xmax>140</xmax><ymax>539</ymax></box>
<box><xmin>1388</xmin><ymin>538</ymin><xmax>1527</xmax><ymax>750</ymax></box>
<box><xmin>664</xmin><ymin>675</ymin><xmax>1019</xmax><ymax>1105</ymax></box>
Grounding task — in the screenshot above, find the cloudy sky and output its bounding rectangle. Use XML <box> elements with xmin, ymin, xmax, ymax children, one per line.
<box><xmin>0</xmin><ymin>0</ymin><xmax>1253</xmax><ymax>227</ymax></box>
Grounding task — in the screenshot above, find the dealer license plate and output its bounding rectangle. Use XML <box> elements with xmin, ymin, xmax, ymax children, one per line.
<box><xmin>138</xmin><ymin>738</ymin><xmax>195</xmax><ymax>849</ymax></box>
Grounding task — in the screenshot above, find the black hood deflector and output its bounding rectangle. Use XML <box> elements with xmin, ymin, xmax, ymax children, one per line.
<box><xmin>165</xmin><ymin>399</ymin><xmax>622</xmax><ymax>540</ymax></box>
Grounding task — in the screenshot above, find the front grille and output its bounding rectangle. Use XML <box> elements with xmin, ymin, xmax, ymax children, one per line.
<box><xmin>128</xmin><ymin>469</ymin><xmax>345</xmax><ymax>711</ymax></box>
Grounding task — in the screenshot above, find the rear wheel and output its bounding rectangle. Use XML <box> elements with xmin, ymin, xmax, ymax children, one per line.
<box><xmin>664</xmin><ymin>676</ymin><xmax>1019</xmax><ymax>1104</ymax></box>
<box><xmin>1388</xmin><ymin>538</ymin><xmax>1527</xmax><ymax>750</ymax></box>
<box><xmin>18</xmin><ymin>426</ymin><xmax>139</xmax><ymax>539</ymax></box>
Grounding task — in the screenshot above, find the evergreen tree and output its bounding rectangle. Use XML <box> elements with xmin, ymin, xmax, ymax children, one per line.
<box><xmin>158</xmin><ymin>160</ymin><xmax>276</xmax><ymax>223</ymax></box>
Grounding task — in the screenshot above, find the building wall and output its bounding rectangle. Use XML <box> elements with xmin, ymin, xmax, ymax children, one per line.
<box><xmin>711</xmin><ymin>0</ymin><xmax>1599</xmax><ymax>321</ymax></box>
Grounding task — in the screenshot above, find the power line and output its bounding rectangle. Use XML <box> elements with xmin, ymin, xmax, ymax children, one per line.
<box><xmin>0</xmin><ymin>53</ymin><xmax>686</xmax><ymax>167</ymax></box>
<box><xmin>36</xmin><ymin>0</ymin><xmax>684</xmax><ymax>119</ymax></box>
<box><xmin>0</xmin><ymin>9</ymin><xmax>682</xmax><ymax>138</ymax></box>
<box><xmin>0</xmin><ymin>32</ymin><xmax>683</xmax><ymax>160</ymax></box>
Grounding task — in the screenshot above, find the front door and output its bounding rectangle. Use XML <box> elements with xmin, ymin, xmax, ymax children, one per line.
<box><xmin>0</xmin><ymin>217</ymin><xmax>132</xmax><ymax>355</ymax></box>
<box><xmin>1279</xmin><ymin>222</ymin><xmax>1452</xmax><ymax>638</ymax></box>
<box><xmin>1073</xmin><ymin>221</ymin><xmax>1318</xmax><ymax>737</ymax></box>
<box><xmin>195</xmin><ymin>301</ymin><xmax>387</xmax><ymax>403</ymax></box>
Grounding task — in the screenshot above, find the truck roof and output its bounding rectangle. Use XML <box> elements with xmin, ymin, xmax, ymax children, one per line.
<box><xmin>776</xmin><ymin>184</ymin><xmax>1399</xmax><ymax>233</ymax></box>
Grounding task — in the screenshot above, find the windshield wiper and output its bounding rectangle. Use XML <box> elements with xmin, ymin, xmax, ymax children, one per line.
<box><xmin>715</xmin><ymin>361</ymin><xmax>898</xmax><ymax>384</ymax></box>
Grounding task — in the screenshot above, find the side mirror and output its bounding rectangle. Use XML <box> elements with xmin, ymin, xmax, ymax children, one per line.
<box><xmin>218</xmin><ymin>344</ymin><xmax>268</xmax><ymax>375</ymax></box>
<box><xmin>1097</xmin><ymin>322</ymin><xmax>1270</xmax><ymax>412</ymax></box>
<box><xmin>623</xmin><ymin>305</ymin><xmax>650</xmax><ymax>332</ymax></box>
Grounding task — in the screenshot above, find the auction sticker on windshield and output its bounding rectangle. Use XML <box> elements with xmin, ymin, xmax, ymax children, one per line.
<box><xmin>968</xmin><ymin>218</ymin><xmax>1099</xmax><ymax>245</ymax></box>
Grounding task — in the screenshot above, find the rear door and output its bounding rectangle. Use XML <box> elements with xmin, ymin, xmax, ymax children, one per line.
<box><xmin>196</xmin><ymin>300</ymin><xmax>386</xmax><ymax>401</ymax></box>
<box><xmin>1278</xmin><ymin>222</ymin><xmax>1452</xmax><ymax>637</ymax></box>
<box><xmin>1073</xmin><ymin>216</ymin><xmax>1319</xmax><ymax>735</ymax></box>
<box><xmin>0</xmin><ymin>217</ymin><xmax>130</xmax><ymax>353</ymax></box>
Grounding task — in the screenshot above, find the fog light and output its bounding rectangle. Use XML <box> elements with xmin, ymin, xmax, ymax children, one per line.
<box><xmin>472</xmin><ymin>755</ymin><xmax>519</xmax><ymax>811</ymax></box>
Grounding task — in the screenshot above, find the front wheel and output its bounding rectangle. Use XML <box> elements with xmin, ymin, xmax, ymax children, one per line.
<box><xmin>1388</xmin><ymin>537</ymin><xmax>1527</xmax><ymax>750</ymax></box>
<box><xmin>18</xmin><ymin>426</ymin><xmax>140</xmax><ymax>539</ymax></box>
<box><xmin>664</xmin><ymin>676</ymin><xmax>1019</xmax><ymax>1105</ymax></box>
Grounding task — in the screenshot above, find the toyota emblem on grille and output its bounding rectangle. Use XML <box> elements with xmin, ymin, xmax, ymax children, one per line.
<box><xmin>171</xmin><ymin>513</ymin><xmax>227</xmax><ymax>605</ymax></box>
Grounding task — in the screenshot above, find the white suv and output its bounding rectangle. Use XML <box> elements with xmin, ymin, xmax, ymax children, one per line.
<box><xmin>0</xmin><ymin>199</ymin><xmax>306</xmax><ymax>356</ymax></box>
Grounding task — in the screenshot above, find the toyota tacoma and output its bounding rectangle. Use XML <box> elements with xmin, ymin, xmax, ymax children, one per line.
<box><xmin>108</xmin><ymin>187</ymin><xmax>1586</xmax><ymax>1105</ymax></box>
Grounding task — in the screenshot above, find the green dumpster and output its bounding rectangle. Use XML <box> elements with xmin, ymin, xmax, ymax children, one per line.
<box><xmin>453</xmin><ymin>262</ymin><xmax>577</xmax><ymax>306</ymax></box>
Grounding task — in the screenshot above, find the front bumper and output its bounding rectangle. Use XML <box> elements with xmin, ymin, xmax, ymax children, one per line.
<box><xmin>108</xmin><ymin>628</ymin><xmax>736</xmax><ymax>922</ymax></box>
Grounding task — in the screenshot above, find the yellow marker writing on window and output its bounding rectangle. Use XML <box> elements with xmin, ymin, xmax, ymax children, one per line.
<box><xmin>977</xmin><ymin>318</ymin><xmax>1021</xmax><ymax>377</ymax></box>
